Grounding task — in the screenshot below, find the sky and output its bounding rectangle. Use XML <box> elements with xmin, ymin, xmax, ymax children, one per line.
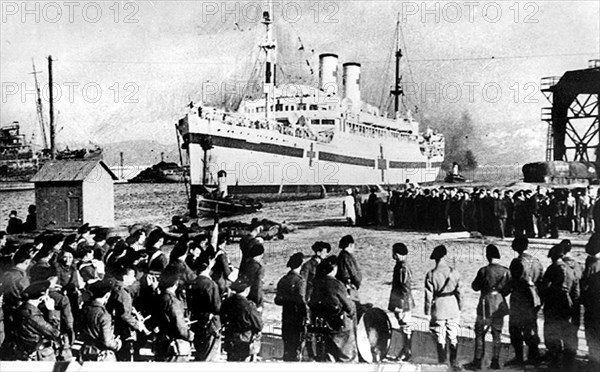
<box><xmin>0</xmin><ymin>0</ymin><xmax>599</xmax><ymax>162</ymax></box>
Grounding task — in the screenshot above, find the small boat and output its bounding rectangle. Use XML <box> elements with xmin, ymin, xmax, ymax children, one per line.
<box><xmin>197</xmin><ymin>194</ymin><xmax>263</xmax><ymax>217</ymax></box>
<box><xmin>444</xmin><ymin>172</ymin><xmax>467</xmax><ymax>183</ymax></box>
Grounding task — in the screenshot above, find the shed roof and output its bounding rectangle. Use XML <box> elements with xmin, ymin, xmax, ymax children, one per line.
<box><xmin>31</xmin><ymin>159</ymin><xmax>118</xmax><ymax>182</ymax></box>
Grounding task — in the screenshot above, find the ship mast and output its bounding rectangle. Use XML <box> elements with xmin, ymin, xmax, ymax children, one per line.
<box><xmin>261</xmin><ymin>0</ymin><xmax>276</xmax><ymax>120</ymax></box>
<box><xmin>48</xmin><ymin>55</ymin><xmax>56</xmax><ymax>160</ymax></box>
<box><xmin>30</xmin><ymin>59</ymin><xmax>49</xmax><ymax>150</ymax></box>
<box><xmin>390</xmin><ymin>14</ymin><xmax>404</xmax><ymax>117</ymax></box>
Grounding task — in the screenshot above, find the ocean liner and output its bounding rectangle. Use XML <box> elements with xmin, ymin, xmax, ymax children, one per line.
<box><xmin>177</xmin><ymin>6</ymin><xmax>444</xmax><ymax>206</ymax></box>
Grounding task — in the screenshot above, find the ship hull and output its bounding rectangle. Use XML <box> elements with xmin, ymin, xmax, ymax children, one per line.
<box><xmin>183</xmin><ymin>117</ymin><xmax>443</xmax><ymax>195</ymax></box>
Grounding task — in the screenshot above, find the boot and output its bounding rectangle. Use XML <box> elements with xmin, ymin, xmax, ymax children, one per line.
<box><xmin>399</xmin><ymin>334</ymin><xmax>412</xmax><ymax>362</ymax></box>
<box><xmin>489</xmin><ymin>358</ymin><xmax>501</xmax><ymax>370</ymax></box>
<box><xmin>525</xmin><ymin>346</ymin><xmax>540</xmax><ymax>365</ymax></box>
<box><xmin>505</xmin><ymin>344</ymin><xmax>524</xmax><ymax>366</ymax></box>
<box><xmin>463</xmin><ymin>359</ymin><xmax>482</xmax><ymax>370</ymax></box>
<box><xmin>436</xmin><ymin>343</ymin><xmax>447</xmax><ymax>364</ymax></box>
<box><xmin>449</xmin><ymin>344</ymin><xmax>462</xmax><ymax>370</ymax></box>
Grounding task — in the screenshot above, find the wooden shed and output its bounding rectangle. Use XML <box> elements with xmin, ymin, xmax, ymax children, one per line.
<box><xmin>31</xmin><ymin>159</ymin><xmax>118</xmax><ymax>229</ymax></box>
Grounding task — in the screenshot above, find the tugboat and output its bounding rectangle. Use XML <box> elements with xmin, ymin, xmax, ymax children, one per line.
<box><xmin>195</xmin><ymin>170</ymin><xmax>263</xmax><ymax>217</ymax></box>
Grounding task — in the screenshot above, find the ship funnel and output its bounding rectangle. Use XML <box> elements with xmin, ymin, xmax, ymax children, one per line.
<box><xmin>343</xmin><ymin>62</ymin><xmax>361</xmax><ymax>105</ymax></box>
<box><xmin>319</xmin><ymin>53</ymin><xmax>339</xmax><ymax>95</ymax></box>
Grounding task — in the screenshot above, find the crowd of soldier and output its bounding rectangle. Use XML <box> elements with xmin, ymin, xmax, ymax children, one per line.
<box><xmin>344</xmin><ymin>186</ymin><xmax>598</xmax><ymax>239</ymax></box>
<box><xmin>1</xmin><ymin>220</ymin><xmax>600</xmax><ymax>371</ymax></box>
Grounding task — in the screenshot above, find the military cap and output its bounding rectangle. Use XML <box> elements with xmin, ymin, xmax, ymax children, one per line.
<box><xmin>560</xmin><ymin>239</ymin><xmax>572</xmax><ymax>253</ymax></box>
<box><xmin>392</xmin><ymin>243</ymin><xmax>408</xmax><ymax>255</ymax></box>
<box><xmin>9</xmin><ymin>210</ymin><xmax>17</xmax><ymax>217</ymax></box>
<box><xmin>33</xmin><ymin>234</ymin><xmax>48</xmax><ymax>247</ymax></box>
<box><xmin>13</xmin><ymin>243</ymin><xmax>35</xmax><ymax>264</ymax></box>
<box><xmin>88</xmin><ymin>280</ymin><xmax>113</xmax><ymax>298</ymax></box>
<box><xmin>92</xmin><ymin>228</ymin><xmax>108</xmax><ymax>242</ymax></box>
<box><xmin>548</xmin><ymin>244</ymin><xmax>565</xmax><ymax>259</ymax></box>
<box><xmin>339</xmin><ymin>235</ymin><xmax>354</xmax><ymax>249</ymax></box>
<box><xmin>286</xmin><ymin>252</ymin><xmax>304</xmax><ymax>269</ymax></box>
<box><xmin>43</xmin><ymin>234</ymin><xmax>65</xmax><ymax>248</ymax></box>
<box><xmin>244</xmin><ymin>237</ymin><xmax>264</xmax><ymax>252</ymax></box>
<box><xmin>33</xmin><ymin>244</ymin><xmax>54</xmax><ymax>261</ymax></box>
<box><xmin>63</xmin><ymin>234</ymin><xmax>77</xmax><ymax>247</ymax></box>
<box><xmin>512</xmin><ymin>235</ymin><xmax>529</xmax><ymax>252</ymax></box>
<box><xmin>145</xmin><ymin>228</ymin><xmax>165</xmax><ymax>248</ymax></box>
<box><xmin>230</xmin><ymin>278</ymin><xmax>250</xmax><ymax>293</ymax></box>
<box><xmin>246</xmin><ymin>243</ymin><xmax>264</xmax><ymax>258</ymax></box>
<box><xmin>22</xmin><ymin>280</ymin><xmax>50</xmax><ymax>300</ymax></box>
<box><xmin>311</xmin><ymin>241</ymin><xmax>331</xmax><ymax>253</ymax></box>
<box><xmin>429</xmin><ymin>245</ymin><xmax>447</xmax><ymax>260</ymax></box>
<box><xmin>106</xmin><ymin>236</ymin><xmax>123</xmax><ymax>247</ymax></box>
<box><xmin>587</xmin><ymin>233</ymin><xmax>600</xmax><ymax>255</ymax></box>
<box><xmin>316</xmin><ymin>255</ymin><xmax>337</xmax><ymax>276</ymax></box>
<box><xmin>29</xmin><ymin>264</ymin><xmax>57</xmax><ymax>282</ymax></box>
<box><xmin>77</xmin><ymin>223</ymin><xmax>91</xmax><ymax>235</ymax></box>
<box><xmin>486</xmin><ymin>244</ymin><xmax>500</xmax><ymax>259</ymax></box>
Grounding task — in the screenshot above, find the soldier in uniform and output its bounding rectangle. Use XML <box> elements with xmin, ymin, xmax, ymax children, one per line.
<box><xmin>211</xmin><ymin>230</ymin><xmax>233</xmax><ymax>297</ymax></box>
<box><xmin>336</xmin><ymin>235</ymin><xmax>362</xmax><ymax>303</ymax></box>
<box><xmin>238</xmin><ymin>243</ymin><xmax>265</xmax><ymax>310</ymax></box>
<box><xmin>144</xmin><ymin>228</ymin><xmax>168</xmax><ymax>274</ymax></box>
<box><xmin>583</xmin><ymin>233</ymin><xmax>600</xmax><ymax>369</ymax></box>
<box><xmin>506</xmin><ymin>235</ymin><xmax>544</xmax><ymax>366</ymax></box>
<box><xmin>464</xmin><ymin>245</ymin><xmax>511</xmax><ymax>370</ymax></box>
<box><xmin>388</xmin><ymin>243</ymin><xmax>415</xmax><ymax>362</ymax></box>
<box><xmin>561</xmin><ymin>238</ymin><xmax>583</xmax><ymax>358</ymax></box>
<box><xmin>301</xmin><ymin>241</ymin><xmax>331</xmax><ymax>301</ymax></box>
<box><xmin>541</xmin><ymin>244</ymin><xmax>579</xmax><ymax>369</ymax></box>
<box><xmin>300</xmin><ymin>241</ymin><xmax>331</xmax><ymax>360</ymax></box>
<box><xmin>106</xmin><ymin>266</ymin><xmax>148</xmax><ymax>361</ymax></box>
<box><xmin>165</xmin><ymin>234</ymin><xmax>197</xmax><ymax>297</ymax></box>
<box><xmin>78</xmin><ymin>245</ymin><xmax>100</xmax><ymax>285</ymax></box>
<box><xmin>29</xmin><ymin>259</ymin><xmax>74</xmax><ymax>362</ymax></box>
<box><xmin>1</xmin><ymin>245</ymin><xmax>34</xmax><ymax>342</ymax></box>
<box><xmin>275</xmin><ymin>252</ymin><xmax>307</xmax><ymax>361</ymax></box>
<box><xmin>188</xmin><ymin>257</ymin><xmax>222</xmax><ymax>361</ymax></box>
<box><xmin>424</xmin><ymin>245</ymin><xmax>462</xmax><ymax>370</ymax></box>
<box><xmin>154</xmin><ymin>271</ymin><xmax>195</xmax><ymax>362</ymax></box>
<box><xmin>79</xmin><ymin>280</ymin><xmax>122</xmax><ymax>361</ymax></box>
<box><xmin>221</xmin><ymin>279</ymin><xmax>263</xmax><ymax>361</ymax></box>
<box><xmin>309</xmin><ymin>255</ymin><xmax>357</xmax><ymax>362</ymax></box>
<box><xmin>2</xmin><ymin>280</ymin><xmax>59</xmax><ymax>361</ymax></box>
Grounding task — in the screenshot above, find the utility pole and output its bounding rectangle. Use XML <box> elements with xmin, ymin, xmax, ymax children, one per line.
<box><xmin>48</xmin><ymin>55</ymin><xmax>56</xmax><ymax>159</ymax></box>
